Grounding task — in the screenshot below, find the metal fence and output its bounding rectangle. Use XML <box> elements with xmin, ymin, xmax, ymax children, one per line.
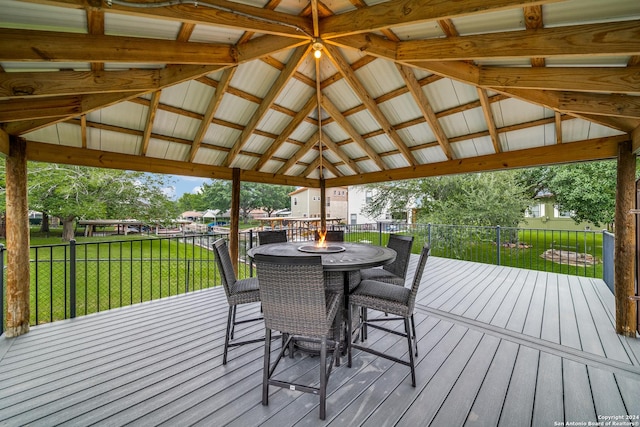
<box><xmin>1</xmin><ymin>224</ymin><xmax>608</xmax><ymax>333</ymax></box>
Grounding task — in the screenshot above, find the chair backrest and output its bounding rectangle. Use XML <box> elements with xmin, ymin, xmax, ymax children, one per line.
<box><xmin>407</xmin><ymin>244</ymin><xmax>431</xmax><ymax>313</ymax></box>
<box><xmin>212</xmin><ymin>238</ymin><xmax>236</xmax><ymax>298</ymax></box>
<box><xmin>258</xmin><ymin>230</ymin><xmax>287</xmax><ymax>245</ymax></box>
<box><xmin>314</xmin><ymin>230</ymin><xmax>344</xmax><ymax>242</ymax></box>
<box><xmin>383</xmin><ymin>234</ymin><xmax>415</xmax><ymax>278</ymax></box>
<box><xmin>254</xmin><ymin>254</ymin><xmax>330</xmax><ymax>337</ymax></box>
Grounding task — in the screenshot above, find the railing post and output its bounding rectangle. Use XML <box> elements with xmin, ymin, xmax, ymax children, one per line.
<box><xmin>0</xmin><ymin>244</ymin><xmax>4</xmax><ymax>333</ymax></box>
<box><xmin>248</xmin><ymin>229</ymin><xmax>254</xmax><ymax>277</ymax></box>
<box><xmin>427</xmin><ymin>223</ymin><xmax>431</xmax><ymax>248</ymax></box>
<box><xmin>69</xmin><ymin>239</ymin><xmax>76</xmax><ymax>319</ymax></box>
<box><xmin>378</xmin><ymin>221</ymin><xmax>383</xmax><ymax>246</ymax></box>
<box><xmin>496</xmin><ymin>226</ymin><xmax>501</xmax><ymax>266</ymax></box>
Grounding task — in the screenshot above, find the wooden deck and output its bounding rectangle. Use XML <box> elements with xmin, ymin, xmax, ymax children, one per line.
<box><xmin>1</xmin><ymin>257</ymin><xmax>639</xmax><ymax>426</ymax></box>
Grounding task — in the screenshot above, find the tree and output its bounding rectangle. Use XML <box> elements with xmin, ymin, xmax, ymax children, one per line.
<box><xmin>26</xmin><ymin>164</ymin><xmax>177</xmax><ymax>241</ymax></box>
<box><xmin>254</xmin><ymin>183</ymin><xmax>294</xmax><ymax>217</ymax></box>
<box><xmin>176</xmin><ymin>191</ymin><xmax>208</xmax><ymax>213</ymax></box>
<box><xmin>363</xmin><ymin>171</ymin><xmax>532</xmax><ymax>227</ymax></box>
<box><xmin>519</xmin><ymin>160</ymin><xmax>640</xmax><ymax>230</ymax></box>
<box><xmin>199</xmin><ymin>180</ymin><xmax>293</xmax><ymax>222</ymax></box>
<box><xmin>546</xmin><ymin>161</ymin><xmax>618</xmax><ymax>230</ymax></box>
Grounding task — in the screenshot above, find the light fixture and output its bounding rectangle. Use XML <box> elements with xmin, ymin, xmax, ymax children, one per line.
<box><xmin>312</xmin><ymin>41</ymin><xmax>323</xmax><ymax>59</ymax></box>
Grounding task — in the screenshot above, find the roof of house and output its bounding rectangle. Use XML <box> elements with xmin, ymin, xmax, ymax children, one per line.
<box><xmin>2</xmin><ymin>0</ymin><xmax>638</xmax><ymax>188</ymax></box>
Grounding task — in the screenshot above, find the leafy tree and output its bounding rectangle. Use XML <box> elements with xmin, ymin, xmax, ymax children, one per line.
<box><xmin>199</xmin><ymin>180</ymin><xmax>293</xmax><ymax>222</ymax></box>
<box><xmin>176</xmin><ymin>191</ymin><xmax>208</xmax><ymax>213</ymax></box>
<box><xmin>519</xmin><ymin>160</ymin><xmax>639</xmax><ymax>230</ymax></box>
<box><xmin>363</xmin><ymin>171</ymin><xmax>532</xmax><ymax>227</ymax></box>
<box><xmin>26</xmin><ymin>164</ymin><xmax>177</xmax><ymax>241</ymax></box>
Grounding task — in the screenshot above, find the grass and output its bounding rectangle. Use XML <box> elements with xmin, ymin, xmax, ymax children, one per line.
<box><xmin>2</xmin><ymin>225</ymin><xmax>605</xmax><ymax>330</ymax></box>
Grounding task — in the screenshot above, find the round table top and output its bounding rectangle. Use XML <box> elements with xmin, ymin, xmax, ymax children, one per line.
<box><xmin>247</xmin><ymin>241</ymin><xmax>396</xmax><ymax>271</ymax></box>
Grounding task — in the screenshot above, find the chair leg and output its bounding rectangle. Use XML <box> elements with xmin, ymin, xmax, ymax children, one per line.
<box><xmin>230</xmin><ymin>305</ymin><xmax>237</xmax><ymax>339</ymax></box>
<box><xmin>223</xmin><ymin>305</ymin><xmax>234</xmax><ymax>365</ymax></box>
<box><xmin>405</xmin><ymin>318</ymin><xmax>416</xmax><ymax>387</ymax></box>
<box><xmin>411</xmin><ymin>314</ymin><xmax>418</xmax><ymax>357</ymax></box>
<box><xmin>319</xmin><ymin>336</ymin><xmax>327</xmax><ymax>420</ymax></box>
<box><xmin>362</xmin><ymin>307</ymin><xmax>368</xmax><ymax>341</ymax></box>
<box><xmin>262</xmin><ymin>328</ymin><xmax>272</xmax><ymax>406</ymax></box>
<box><xmin>347</xmin><ymin>303</ymin><xmax>353</xmax><ymax>368</ymax></box>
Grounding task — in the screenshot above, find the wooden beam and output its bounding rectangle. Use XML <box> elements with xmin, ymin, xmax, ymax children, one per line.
<box><xmin>0</xmin><ymin>70</ymin><xmax>172</xmax><ymax>99</ymax></box>
<box><xmin>235</xmin><ymin>36</ymin><xmax>309</xmax><ymax>63</ymax></box>
<box><xmin>614</xmin><ymin>140</ymin><xmax>636</xmax><ymax>336</ymax></box>
<box><xmin>555</xmin><ymin>112</ymin><xmax>563</xmax><ymax>145</ymax></box>
<box><xmin>188</xmin><ymin>68</ymin><xmax>235</xmax><ymax>162</ymax></box>
<box><xmin>479</xmin><ymin>66</ymin><xmax>640</xmax><ymax>95</ymax></box>
<box><xmin>253</xmin><ymin>94</ymin><xmax>317</xmax><ymax>171</ymax></box>
<box><xmin>397</xmin><ymin>20</ymin><xmax>640</xmax><ymax>62</ymax></box>
<box><xmin>523</xmin><ymin>5</ymin><xmax>545</xmax><ymax>67</ymax></box>
<box><xmin>230</xmin><ymin>168</ymin><xmax>240</xmax><ymax>276</ymax></box>
<box><xmin>320</xmin><ymin>95</ymin><xmax>386</xmax><ymax>170</ymax></box>
<box><xmin>0</xmin><ymin>128</ymin><xmax>9</xmax><ymax>156</ymax></box>
<box><xmin>225</xmin><ymin>45</ymin><xmax>309</xmax><ymax>167</ymax></box>
<box><xmin>81</xmin><ymin>114</ymin><xmax>87</xmax><ymax>149</ymax></box>
<box><xmin>320</xmin><ymin>133</ymin><xmax>362</xmax><ymax>174</ymax></box>
<box><xmin>325</xmin><ymin>44</ymin><xmax>416</xmax><ymax>166</ymax></box>
<box><xmin>25</xmin><ymin>0</ymin><xmax>312</xmax><ymax>38</ymax></box>
<box><xmin>397</xmin><ymin>64</ymin><xmax>454</xmax><ymax>160</ymax></box>
<box><xmin>24</xmin><ymin>140</ymin><xmax>316</xmax><ymax>187</ymax></box>
<box><xmin>320</xmin><ymin>0</ymin><xmax>561</xmax><ymax>38</ymax></box>
<box><xmin>477</xmin><ymin>87</ymin><xmax>501</xmax><ymax>153</ymax></box>
<box><xmin>554</xmin><ymin>92</ymin><xmax>640</xmax><ymax>119</ymax></box>
<box><xmin>87</xmin><ymin>8</ymin><xmax>105</xmax><ymax>72</ymax></box>
<box><xmin>5</xmin><ymin>136</ymin><xmax>31</xmax><ymax>337</ymax></box>
<box><xmin>277</xmin><ymin>130</ymin><xmax>319</xmax><ymax>174</ymax></box>
<box><xmin>632</xmin><ymin>125</ymin><xmax>640</xmax><ymax>154</ymax></box>
<box><xmin>3</xmin><ymin>65</ymin><xmax>226</xmax><ymax>135</ymax></box>
<box><xmin>141</xmin><ymin>91</ymin><xmax>161</xmax><ymax>156</ymax></box>
<box><xmin>326</xmin><ymin>135</ymin><xmax>628</xmax><ymax>187</ymax></box>
<box><xmin>0</xmin><ymin>29</ymin><xmax>236</xmax><ymax>65</ymax></box>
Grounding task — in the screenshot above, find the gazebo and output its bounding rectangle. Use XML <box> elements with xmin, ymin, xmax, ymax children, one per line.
<box><xmin>1</xmin><ymin>0</ymin><xmax>638</xmax><ymax>338</ymax></box>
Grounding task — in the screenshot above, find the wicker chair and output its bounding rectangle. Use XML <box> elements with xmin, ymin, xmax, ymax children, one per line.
<box><xmin>359</xmin><ymin>234</ymin><xmax>414</xmax><ymax>286</ymax></box>
<box><xmin>347</xmin><ymin>244</ymin><xmax>431</xmax><ymax>387</ymax></box>
<box><xmin>314</xmin><ymin>229</ymin><xmax>344</xmax><ymax>242</ymax></box>
<box><xmin>258</xmin><ymin>230</ymin><xmax>287</xmax><ymax>245</ymax></box>
<box><xmin>212</xmin><ymin>239</ymin><xmax>265</xmax><ymax>365</ymax></box>
<box><xmin>254</xmin><ymin>254</ymin><xmax>341</xmax><ymax>420</ymax></box>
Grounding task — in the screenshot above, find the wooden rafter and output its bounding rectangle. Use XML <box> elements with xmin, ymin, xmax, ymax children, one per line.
<box><xmin>319</xmin><ymin>132</ymin><xmax>362</xmax><ymax>175</ymax></box>
<box><xmin>325</xmin><ymin>44</ymin><xmax>416</xmax><ymax>167</ymax></box>
<box><xmin>523</xmin><ymin>5</ymin><xmax>545</xmax><ymax>67</ymax></box>
<box><xmin>397</xmin><ymin>64</ymin><xmax>454</xmax><ymax>160</ymax></box>
<box><xmin>477</xmin><ymin>88</ymin><xmax>501</xmax><ymax>154</ymax></box>
<box><xmin>188</xmin><ymin>68</ymin><xmax>236</xmax><ymax>162</ymax></box>
<box><xmin>224</xmin><ymin>45</ymin><xmax>309</xmax><ymax>167</ymax></box>
<box><xmin>320</xmin><ymin>95</ymin><xmax>386</xmax><ymax>171</ymax></box>
<box><xmin>277</xmin><ymin>130</ymin><xmax>320</xmax><ymax>175</ymax></box>
<box><xmin>397</xmin><ymin>20</ymin><xmax>640</xmax><ymax>62</ymax></box>
<box><xmin>253</xmin><ymin>94</ymin><xmax>317</xmax><ymax>171</ymax></box>
<box><xmin>86</xmin><ymin>8</ymin><xmax>104</xmax><ymax>72</ymax></box>
<box><xmin>140</xmin><ymin>91</ymin><xmax>161</xmax><ymax>156</ymax></box>
<box><xmin>320</xmin><ymin>0</ymin><xmax>562</xmax><ymax>38</ymax></box>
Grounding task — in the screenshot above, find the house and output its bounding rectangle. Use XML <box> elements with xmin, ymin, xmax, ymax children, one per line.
<box><xmin>522</xmin><ymin>194</ymin><xmax>598</xmax><ymax>231</ymax></box>
<box><xmin>289</xmin><ymin>187</ymin><xmax>348</xmax><ymax>221</ymax></box>
<box><xmin>347</xmin><ymin>186</ymin><xmax>390</xmax><ymax>225</ymax></box>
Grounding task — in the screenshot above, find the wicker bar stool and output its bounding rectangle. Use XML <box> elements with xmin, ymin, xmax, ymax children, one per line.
<box><xmin>254</xmin><ymin>254</ymin><xmax>341</xmax><ymax>420</ymax></box>
<box><xmin>347</xmin><ymin>244</ymin><xmax>431</xmax><ymax>387</ymax></box>
<box><xmin>258</xmin><ymin>230</ymin><xmax>287</xmax><ymax>245</ymax></box>
<box><xmin>212</xmin><ymin>239</ymin><xmax>265</xmax><ymax>365</ymax></box>
<box><xmin>359</xmin><ymin>234</ymin><xmax>414</xmax><ymax>286</ymax></box>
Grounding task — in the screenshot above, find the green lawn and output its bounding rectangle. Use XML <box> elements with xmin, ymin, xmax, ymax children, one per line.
<box><xmin>2</xmin><ymin>226</ymin><xmax>605</xmax><ymax>330</ymax></box>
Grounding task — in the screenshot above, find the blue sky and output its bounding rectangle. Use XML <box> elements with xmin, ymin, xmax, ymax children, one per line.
<box><xmin>165</xmin><ymin>175</ymin><xmax>210</xmax><ymax>199</ymax></box>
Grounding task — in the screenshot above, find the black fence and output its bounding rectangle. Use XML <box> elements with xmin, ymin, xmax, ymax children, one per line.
<box><xmin>1</xmin><ymin>224</ymin><xmax>609</xmax><ymax>334</ymax></box>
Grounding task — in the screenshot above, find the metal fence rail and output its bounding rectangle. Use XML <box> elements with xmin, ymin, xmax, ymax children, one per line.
<box><xmin>1</xmin><ymin>224</ymin><xmax>607</xmax><ymax>333</ymax></box>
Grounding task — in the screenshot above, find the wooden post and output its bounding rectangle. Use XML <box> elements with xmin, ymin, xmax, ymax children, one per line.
<box><xmin>320</xmin><ymin>178</ymin><xmax>326</xmax><ymax>234</ymax></box>
<box><xmin>229</xmin><ymin>168</ymin><xmax>240</xmax><ymax>276</ymax></box>
<box><xmin>614</xmin><ymin>140</ymin><xmax>636</xmax><ymax>336</ymax></box>
<box><xmin>5</xmin><ymin>136</ymin><xmax>30</xmax><ymax>337</ymax></box>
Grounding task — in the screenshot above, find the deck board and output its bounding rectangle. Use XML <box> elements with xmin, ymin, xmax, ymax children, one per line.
<box><xmin>1</xmin><ymin>256</ymin><xmax>639</xmax><ymax>426</ymax></box>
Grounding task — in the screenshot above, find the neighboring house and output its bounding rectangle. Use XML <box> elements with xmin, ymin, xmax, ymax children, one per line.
<box><xmin>180</xmin><ymin>211</ymin><xmax>203</xmax><ymax>222</ymax></box>
<box><xmin>347</xmin><ymin>186</ymin><xmax>390</xmax><ymax>225</ymax></box>
<box><xmin>289</xmin><ymin>187</ymin><xmax>348</xmax><ymax>221</ymax></box>
<box><xmin>347</xmin><ymin>186</ymin><xmax>415</xmax><ymax>225</ymax></box>
<box><xmin>521</xmin><ymin>194</ymin><xmax>598</xmax><ymax>231</ymax></box>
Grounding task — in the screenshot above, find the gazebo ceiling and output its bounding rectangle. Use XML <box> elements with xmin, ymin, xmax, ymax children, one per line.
<box><xmin>1</xmin><ymin>0</ymin><xmax>639</xmax><ymax>187</ymax></box>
